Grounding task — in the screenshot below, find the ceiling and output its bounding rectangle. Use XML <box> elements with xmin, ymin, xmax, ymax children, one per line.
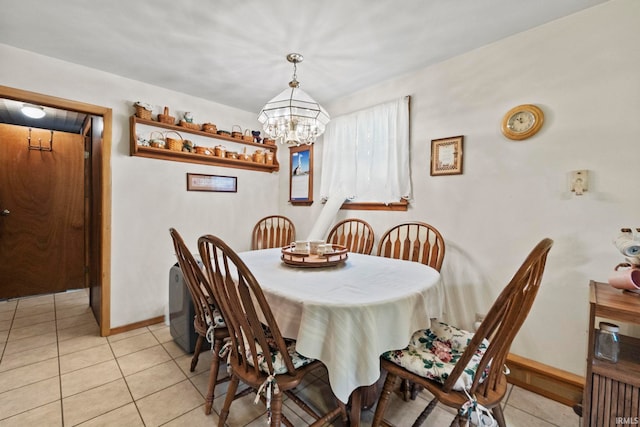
<box><xmin>0</xmin><ymin>0</ymin><xmax>607</xmax><ymax>131</ymax></box>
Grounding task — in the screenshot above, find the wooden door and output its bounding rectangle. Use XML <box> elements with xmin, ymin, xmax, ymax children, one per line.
<box><xmin>0</xmin><ymin>124</ymin><xmax>85</xmax><ymax>299</ymax></box>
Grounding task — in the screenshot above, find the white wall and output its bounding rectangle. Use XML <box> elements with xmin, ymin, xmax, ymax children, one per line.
<box><xmin>282</xmin><ymin>0</ymin><xmax>640</xmax><ymax>376</ymax></box>
<box><xmin>0</xmin><ymin>45</ymin><xmax>278</xmax><ymax>327</ymax></box>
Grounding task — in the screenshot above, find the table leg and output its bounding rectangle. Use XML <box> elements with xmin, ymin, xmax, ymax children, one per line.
<box><xmin>349</xmin><ymin>389</ymin><xmax>362</xmax><ymax>427</ymax></box>
<box><xmin>360</xmin><ymin>382</ymin><xmax>378</xmax><ymax>408</ymax></box>
<box><xmin>348</xmin><ymin>383</ymin><xmax>380</xmax><ymax>426</ymax></box>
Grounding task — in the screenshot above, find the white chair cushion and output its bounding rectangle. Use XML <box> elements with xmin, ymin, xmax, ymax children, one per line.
<box><xmin>382</xmin><ymin>321</ymin><xmax>489</xmax><ymax>391</ymax></box>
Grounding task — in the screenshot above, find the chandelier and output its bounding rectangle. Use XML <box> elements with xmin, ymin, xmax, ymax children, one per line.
<box><xmin>258</xmin><ymin>53</ymin><xmax>329</xmax><ymax>145</ymax></box>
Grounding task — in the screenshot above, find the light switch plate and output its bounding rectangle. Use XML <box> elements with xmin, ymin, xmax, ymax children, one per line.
<box><xmin>571</xmin><ymin>170</ymin><xmax>588</xmax><ymax>194</ymax></box>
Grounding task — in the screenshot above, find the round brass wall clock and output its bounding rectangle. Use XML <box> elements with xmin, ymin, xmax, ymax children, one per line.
<box><xmin>501</xmin><ymin>104</ymin><xmax>544</xmax><ymax>140</ymax></box>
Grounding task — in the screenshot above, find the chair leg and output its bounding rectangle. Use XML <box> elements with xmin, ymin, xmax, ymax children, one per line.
<box><xmin>339</xmin><ymin>400</ymin><xmax>349</xmax><ymax>424</ymax></box>
<box><xmin>218</xmin><ymin>374</ymin><xmax>239</xmax><ymax>427</ymax></box>
<box><xmin>400</xmin><ymin>380</ymin><xmax>423</xmax><ymax>401</ymax></box>
<box><xmin>400</xmin><ymin>379</ymin><xmax>412</xmax><ymax>401</ymax></box>
<box><xmin>371</xmin><ymin>372</ymin><xmax>398</xmax><ymax>427</ymax></box>
<box><xmin>204</xmin><ymin>338</ymin><xmax>223</xmax><ymax>415</ymax></box>
<box><xmin>492</xmin><ymin>404</ymin><xmax>506</xmax><ymax>427</ymax></box>
<box><xmin>449</xmin><ymin>413</ymin><xmax>463</xmax><ymax>427</ymax></box>
<box><xmin>409</xmin><ymin>383</ymin><xmax>423</xmax><ymax>400</ymax></box>
<box><xmin>191</xmin><ymin>334</ymin><xmax>204</xmax><ymax>372</ymax></box>
<box><xmin>411</xmin><ymin>397</ymin><xmax>438</xmax><ymax>427</ymax></box>
<box><xmin>270</xmin><ymin>392</ymin><xmax>284</xmax><ymax>427</ymax></box>
<box><xmin>280</xmin><ymin>411</ymin><xmax>294</xmax><ymax>427</ymax></box>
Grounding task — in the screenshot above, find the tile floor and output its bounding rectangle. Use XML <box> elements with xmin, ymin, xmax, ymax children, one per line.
<box><xmin>0</xmin><ymin>289</ymin><xmax>581</xmax><ymax>426</ymax></box>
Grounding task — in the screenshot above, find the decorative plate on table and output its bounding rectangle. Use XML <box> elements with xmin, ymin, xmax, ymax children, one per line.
<box><xmin>281</xmin><ymin>244</ymin><xmax>348</xmax><ymax>268</ymax></box>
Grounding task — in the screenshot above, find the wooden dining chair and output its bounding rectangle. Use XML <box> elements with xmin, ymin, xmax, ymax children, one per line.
<box><xmin>372</xmin><ymin>238</ymin><xmax>553</xmax><ymax>427</ymax></box>
<box><xmin>377</xmin><ymin>221</ymin><xmax>445</xmax><ymax>271</ymax></box>
<box><xmin>377</xmin><ymin>222</ymin><xmax>446</xmax><ymax>400</ymax></box>
<box><xmin>251</xmin><ymin>215</ymin><xmax>296</xmax><ymax>250</ymax></box>
<box><xmin>198</xmin><ymin>234</ymin><xmax>348</xmax><ymax>427</ymax></box>
<box><xmin>326</xmin><ymin>218</ymin><xmax>375</xmax><ymax>255</ymax></box>
<box><xmin>169</xmin><ymin>228</ymin><xmax>230</xmax><ymax>415</ymax></box>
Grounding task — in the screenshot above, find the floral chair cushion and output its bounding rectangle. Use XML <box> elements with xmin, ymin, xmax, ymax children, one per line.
<box><xmin>243</xmin><ymin>327</ymin><xmax>314</xmax><ymax>375</ymax></box>
<box><xmin>202</xmin><ymin>294</ymin><xmax>225</xmax><ymax>328</ymax></box>
<box><xmin>382</xmin><ymin>321</ymin><xmax>489</xmax><ymax>391</ymax></box>
<box><xmin>203</xmin><ymin>304</ymin><xmax>226</xmax><ymax>346</ymax></box>
<box><xmin>204</xmin><ymin>304</ymin><xmax>226</xmax><ymax>328</ymax></box>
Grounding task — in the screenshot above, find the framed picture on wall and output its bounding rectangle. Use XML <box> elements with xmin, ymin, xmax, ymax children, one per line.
<box><xmin>186</xmin><ymin>173</ymin><xmax>237</xmax><ymax>192</ymax></box>
<box><xmin>430</xmin><ymin>135</ymin><xmax>463</xmax><ymax>176</ymax></box>
<box><xmin>289</xmin><ymin>144</ymin><xmax>313</xmax><ymax>205</ymax></box>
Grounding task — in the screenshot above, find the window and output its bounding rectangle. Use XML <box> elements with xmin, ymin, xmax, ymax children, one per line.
<box><xmin>319</xmin><ymin>96</ymin><xmax>410</xmax><ymax>207</ymax></box>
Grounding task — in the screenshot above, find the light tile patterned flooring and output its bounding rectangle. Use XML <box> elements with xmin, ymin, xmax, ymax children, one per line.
<box><xmin>0</xmin><ymin>289</ymin><xmax>581</xmax><ymax>426</ymax></box>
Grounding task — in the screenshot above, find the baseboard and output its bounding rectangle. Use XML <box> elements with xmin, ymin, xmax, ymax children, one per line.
<box><xmin>108</xmin><ymin>315</ymin><xmax>165</xmax><ymax>336</ymax></box>
<box><xmin>506</xmin><ymin>353</ymin><xmax>584</xmax><ymax>407</ymax></box>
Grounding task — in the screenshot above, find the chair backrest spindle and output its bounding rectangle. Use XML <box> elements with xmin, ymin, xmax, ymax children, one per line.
<box><xmin>251</xmin><ymin>215</ymin><xmax>296</xmax><ymax>250</ymax></box>
<box><xmin>377</xmin><ymin>222</ymin><xmax>445</xmax><ymax>271</ymax></box>
<box><xmin>326</xmin><ymin>218</ymin><xmax>375</xmax><ymax>254</ymax></box>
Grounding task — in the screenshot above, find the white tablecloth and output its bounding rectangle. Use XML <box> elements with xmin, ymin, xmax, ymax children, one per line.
<box><xmin>238</xmin><ymin>248</ymin><xmax>442</xmax><ymax>403</ymax></box>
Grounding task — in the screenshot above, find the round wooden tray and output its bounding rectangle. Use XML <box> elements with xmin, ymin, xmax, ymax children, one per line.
<box><xmin>281</xmin><ymin>244</ymin><xmax>348</xmax><ymax>268</ymax></box>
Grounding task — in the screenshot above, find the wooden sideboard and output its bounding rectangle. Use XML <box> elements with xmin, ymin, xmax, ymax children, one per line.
<box><xmin>582</xmin><ymin>281</ymin><xmax>640</xmax><ymax>425</ymax></box>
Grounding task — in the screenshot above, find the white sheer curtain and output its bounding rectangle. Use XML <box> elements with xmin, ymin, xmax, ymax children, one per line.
<box><xmin>320</xmin><ymin>96</ymin><xmax>410</xmax><ymax>204</ymax></box>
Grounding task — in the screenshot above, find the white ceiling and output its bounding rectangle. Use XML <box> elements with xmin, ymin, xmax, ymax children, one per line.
<box><xmin>0</xmin><ymin>0</ymin><xmax>607</xmax><ymax>116</ymax></box>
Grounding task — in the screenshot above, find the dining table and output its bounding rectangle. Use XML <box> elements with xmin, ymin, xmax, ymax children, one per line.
<box><xmin>237</xmin><ymin>247</ymin><xmax>443</xmax><ymax>426</ymax></box>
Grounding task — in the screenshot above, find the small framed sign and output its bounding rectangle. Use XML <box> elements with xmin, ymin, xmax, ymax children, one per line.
<box><xmin>430</xmin><ymin>135</ymin><xmax>463</xmax><ymax>176</ymax></box>
<box><xmin>186</xmin><ymin>173</ymin><xmax>237</xmax><ymax>192</ymax></box>
<box><xmin>289</xmin><ymin>144</ymin><xmax>314</xmax><ymax>205</ymax></box>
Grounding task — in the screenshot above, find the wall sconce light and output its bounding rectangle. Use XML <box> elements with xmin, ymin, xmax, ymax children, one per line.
<box><xmin>21</xmin><ymin>104</ymin><xmax>46</xmax><ymax>119</ymax></box>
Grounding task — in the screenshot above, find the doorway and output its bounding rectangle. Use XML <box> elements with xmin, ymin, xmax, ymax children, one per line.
<box><xmin>0</xmin><ymin>85</ymin><xmax>112</xmax><ymax>336</ymax></box>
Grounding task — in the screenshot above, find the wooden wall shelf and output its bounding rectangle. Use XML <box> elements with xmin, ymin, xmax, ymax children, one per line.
<box><xmin>129</xmin><ymin>116</ymin><xmax>279</xmax><ymax>172</ymax></box>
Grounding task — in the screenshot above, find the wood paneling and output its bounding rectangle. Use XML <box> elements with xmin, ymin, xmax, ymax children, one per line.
<box><xmin>506</xmin><ymin>353</ymin><xmax>584</xmax><ymax>407</ymax></box>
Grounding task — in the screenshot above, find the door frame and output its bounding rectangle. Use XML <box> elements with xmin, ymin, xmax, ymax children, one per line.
<box><xmin>0</xmin><ymin>85</ymin><xmax>112</xmax><ymax>336</ymax></box>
